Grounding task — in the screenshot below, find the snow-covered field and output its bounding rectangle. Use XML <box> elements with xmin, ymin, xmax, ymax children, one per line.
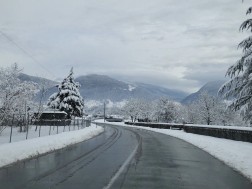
<box><xmin>0</xmin><ymin>125</ymin><xmax>83</xmax><ymax>144</ymax></box>
<box><xmin>96</xmin><ymin>120</ymin><xmax>252</xmax><ymax>181</ymax></box>
<box><xmin>0</xmin><ymin>124</ymin><xmax>104</xmax><ymax>168</ymax></box>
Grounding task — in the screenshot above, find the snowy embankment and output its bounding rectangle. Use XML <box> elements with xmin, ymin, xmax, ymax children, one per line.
<box><xmin>96</xmin><ymin>120</ymin><xmax>252</xmax><ymax>181</ymax></box>
<box><xmin>0</xmin><ymin>124</ymin><xmax>104</xmax><ymax>168</ymax></box>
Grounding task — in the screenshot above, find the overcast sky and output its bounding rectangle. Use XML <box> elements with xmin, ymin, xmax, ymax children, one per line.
<box><xmin>0</xmin><ymin>0</ymin><xmax>251</xmax><ymax>93</ymax></box>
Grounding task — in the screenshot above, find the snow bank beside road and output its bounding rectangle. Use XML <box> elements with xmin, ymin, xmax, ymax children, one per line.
<box><xmin>98</xmin><ymin>121</ymin><xmax>252</xmax><ymax>181</ymax></box>
<box><xmin>0</xmin><ymin>125</ymin><xmax>104</xmax><ymax>168</ymax></box>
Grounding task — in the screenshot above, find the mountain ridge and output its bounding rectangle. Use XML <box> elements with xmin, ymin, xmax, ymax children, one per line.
<box><xmin>181</xmin><ymin>80</ymin><xmax>226</xmax><ymax>104</ymax></box>
<box><xmin>20</xmin><ymin>73</ymin><xmax>188</xmax><ymax>104</ymax></box>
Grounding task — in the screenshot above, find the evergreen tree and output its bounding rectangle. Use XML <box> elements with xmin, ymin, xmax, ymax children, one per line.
<box><xmin>220</xmin><ymin>6</ymin><xmax>252</xmax><ymax>122</ymax></box>
<box><xmin>47</xmin><ymin>68</ymin><xmax>84</xmax><ymax>118</ymax></box>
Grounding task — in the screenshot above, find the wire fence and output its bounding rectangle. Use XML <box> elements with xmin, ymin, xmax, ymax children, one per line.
<box><xmin>0</xmin><ymin>115</ymin><xmax>91</xmax><ymax>143</ymax></box>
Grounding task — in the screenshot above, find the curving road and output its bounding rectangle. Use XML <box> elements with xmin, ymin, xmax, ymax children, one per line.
<box><xmin>0</xmin><ymin>123</ymin><xmax>251</xmax><ymax>189</ymax></box>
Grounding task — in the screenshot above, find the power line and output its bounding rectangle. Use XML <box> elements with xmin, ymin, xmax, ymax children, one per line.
<box><xmin>0</xmin><ymin>30</ymin><xmax>56</xmax><ymax>79</ymax></box>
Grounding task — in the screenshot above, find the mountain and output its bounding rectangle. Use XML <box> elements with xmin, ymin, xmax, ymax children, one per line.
<box><xmin>75</xmin><ymin>74</ymin><xmax>188</xmax><ymax>102</ymax></box>
<box><xmin>18</xmin><ymin>73</ymin><xmax>58</xmax><ymax>102</ymax></box>
<box><xmin>18</xmin><ymin>73</ymin><xmax>58</xmax><ymax>88</ymax></box>
<box><xmin>22</xmin><ymin>73</ymin><xmax>188</xmax><ymax>105</ymax></box>
<box><xmin>181</xmin><ymin>80</ymin><xmax>226</xmax><ymax>104</ymax></box>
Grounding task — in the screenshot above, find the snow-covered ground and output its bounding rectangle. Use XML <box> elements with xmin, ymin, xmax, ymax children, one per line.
<box><xmin>0</xmin><ymin>124</ymin><xmax>104</xmax><ymax>168</ymax></box>
<box><xmin>96</xmin><ymin>120</ymin><xmax>252</xmax><ymax>181</ymax></box>
<box><xmin>0</xmin><ymin>125</ymin><xmax>83</xmax><ymax>144</ymax></box>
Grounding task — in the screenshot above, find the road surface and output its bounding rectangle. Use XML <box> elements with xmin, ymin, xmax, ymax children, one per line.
<box><xmin>0</xmin><ymin>123</ymin><xmax>251</xmax><ymax>189</ymax></box>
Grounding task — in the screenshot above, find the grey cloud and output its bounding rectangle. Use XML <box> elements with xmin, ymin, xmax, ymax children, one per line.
<box><xmin>0</xmin><ymin>0</ymin><xmax>251</xmax><ymax>93</ymax></box>
<box><xmin>183</xmin><ymin>62</ymin><xmax>229</xmax><ymax>85</ymax></box>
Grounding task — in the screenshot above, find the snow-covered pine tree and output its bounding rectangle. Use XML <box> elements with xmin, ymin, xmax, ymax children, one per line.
<box><xmin>219</xmin><ymin>6</ymin><xmax>252</xmax><ymax>122</ymax></box>
<box><xmin>47</xmin><ymin>68</ymin><xmax>84</xmax><ymax>118</ymax></box>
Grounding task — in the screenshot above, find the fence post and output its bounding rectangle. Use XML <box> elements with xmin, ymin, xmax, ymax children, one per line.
<box><xmin>25</xmin><ymin>113</ymin><xmax>29</xmax><ymax>140</ymax></box>
<box><xmin>10</xmin><ymin>125</ymin><xmax>13</xmax><ymax>143</ymax></box>
<box><xmin>9</xmin><ymin>114</ymin><xmax>15</xmax><ymax>143</ymax></box>
<box><xmin>26</xmin><ymin>125</ymin><xmax>29</xmax><ymax>140</ymax></box>
<box><xmin>39</xmin><ymin>125</ymin><xmax>41</xmax><ymax>137</ymax></box>
<box><xmin>49</xmin><ymin>125</ymin><xmax>51</xmax><ymax>135</ymax></box>
<box><xmin>26</xmin><ymin>126</ymin><xmax>29</xmax><ymax>139</ymax></box>
<box><xmin>74</xmin><ymin>117</ymin><xmax>76</xmax><ymax>130</ymax></box>
<box><xmin>69</xmin><ymin>119</ymin><xmax>71</xmax><ymax>131</ymax></box>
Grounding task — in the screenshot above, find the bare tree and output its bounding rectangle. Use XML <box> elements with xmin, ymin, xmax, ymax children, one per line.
<box><xmin>0</xmin><ymin>64</ymin><xmax>37</xmax><ymax>132</ymax></box>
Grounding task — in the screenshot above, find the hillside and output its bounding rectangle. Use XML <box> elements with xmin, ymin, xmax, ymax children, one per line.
<box><xmin>18</xmin><ymin>73</ymin><xmax>58</xmax><ymax>88</ymax></box>
<box><xmin>181</xmin><ymin>80</ymin><xmax>226</xmax><ymax>104</ymax></box>
<box><xmin>21</xmin><ymin>73</ymin><xmax>188</xmax><ymax>105</ymax></box>
<box><xmin>76</xmin><ymin>74</ymin><xmax>188</xmax><ymax>102</ymax></box>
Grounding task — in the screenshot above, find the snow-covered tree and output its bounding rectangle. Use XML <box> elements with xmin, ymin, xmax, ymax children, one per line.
<box><xmin>0</xmin><ymin>64</ymin><xmax>37</xmax><ymax>127</ymax></box>
<box><xmin>123</xmin><ymin>99</ymin><xmax>155</xmax><ymax>122</ymax></box>
<box><xmin>219</xmin><ymin>6</ymin><xmax>252</xmax><ymax>122</ymax></box>
<box><xmin>47</xmin><ymin>68</ymin><xmax>84</xmax><ymax>118</ymax></box>
<box><xmin>183</xmin><ymin>103</ymin><xmax>199</xmax><ymax>124</ymax></box>
<box><xmin>137</xmin><ymin>99</ymin><xmax>153</xmax><ymax>121</ymax></box>
<box><xmin>214</xmin><ymin>102</ymin><xmax>245</xmax><ymax>126</ymax></box>
<box><xmin>153</xmin><ymin>97</ymin><xmax>178</xmax><ymax>123</ymax></box>
<box><xmin>184</xmin><ymin>92</ymin><xmax>245</xmax><ymax>126</ymax></box>
<box><xmin>191</xmin><ymin>92</ymin><xmax>220</xmax><ymax>125</ymax></box>
<box><xmin>123</xmin><ymin>99</ymin><xmax>141</xmax><ymax>122</ymax></box>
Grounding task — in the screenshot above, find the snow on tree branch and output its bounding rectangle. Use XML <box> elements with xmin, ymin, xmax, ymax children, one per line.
<box><xmin>47</xmin><ymin>68</ymin><xmax>84</xmax><ymax>118</ymax></box>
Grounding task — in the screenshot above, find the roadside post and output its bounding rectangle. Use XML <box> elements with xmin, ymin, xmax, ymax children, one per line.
<box><xmin>9</xmin><ymin>114</ymin><xmax>15</xmax><ymax>143</ymax></box>
<box><xmin>26</xmin><ymin>113</ymin><xmax>29</xmax><ymax>140</ymax></box>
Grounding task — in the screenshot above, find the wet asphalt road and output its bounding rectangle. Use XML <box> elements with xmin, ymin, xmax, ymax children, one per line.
<box><xmin>0</xmin><ymin>123</ymin><xmax>252</xmax><ymax>189</ymax></box>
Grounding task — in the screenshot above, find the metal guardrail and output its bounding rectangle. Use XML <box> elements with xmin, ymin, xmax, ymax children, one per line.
<box><xmin>124</xmin><ymin>122</ymin><xmax>252</xmax><ymax>143</ymax></box>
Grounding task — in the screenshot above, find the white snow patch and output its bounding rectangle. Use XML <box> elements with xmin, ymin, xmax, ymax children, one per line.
<box><xmin>85</xmin><ymin>99</ymin><xmax>127</xmax><ymax>109</ymax></box>
<box><xmin>0</xmin><ymin>124</ymin><xmax>104</xmax><ymax>168</ymax></box>
<box><xmin>128</xmin><ymin>84</ymin><xmax>136</xmax><ymax>91</ymax></box>
<box><xmin>96</xmin><ymin>120</ymin><xmax>252</xmax><ymax>181</ymax></box>
<box><xmin>105</xmin><ymin>99</ymin><xmax>128</xmax><ymax>108</ymax></box>
<box><xmin>85</xmin><ymin>100</ymin><xmax>103</xmax><ymax>108</ymax></box>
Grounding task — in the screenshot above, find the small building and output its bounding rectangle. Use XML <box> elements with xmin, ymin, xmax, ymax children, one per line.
<box><xmin>33</xmin><ymin>110</ymin><xmax>70</xmax><ymax>126</ymax></box>
<box><xmin>105</xmin><ymin>115</ymin><xmax>123</xmax><ymax>122</ymax></box>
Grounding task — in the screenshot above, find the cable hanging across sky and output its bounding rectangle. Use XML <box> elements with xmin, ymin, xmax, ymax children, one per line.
<box><xmin>0</xmin><ymin>30</ymin><xmax>56</xmax><ymax>79</ymax></box>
